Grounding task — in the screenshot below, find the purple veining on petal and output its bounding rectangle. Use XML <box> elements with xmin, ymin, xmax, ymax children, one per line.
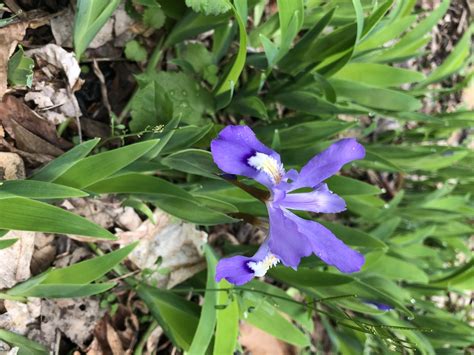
<box><xmin>210</xmin><ymin>125</ymin><xmax>283</xmax><ymax>188</ymax></box>
<box><xmin>215</xmin><ymin>255</ymin><xmax>256</xmax><ymax>285</ymax></box>
<box><xmin>277</xmin><ymin>184</ymin><xmax>346</xmax><ymax>214</ymax></box>
<box><xmin>290</xmin><ymin>138</ymin><xmax>366</xmax><ymax>191</ymax></box>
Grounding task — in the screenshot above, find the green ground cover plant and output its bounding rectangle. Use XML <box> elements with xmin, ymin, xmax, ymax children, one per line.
<box><xmin>1</xmin><ymin>0</ymin><xmax>472</xmax><ymax>353</ymax></box>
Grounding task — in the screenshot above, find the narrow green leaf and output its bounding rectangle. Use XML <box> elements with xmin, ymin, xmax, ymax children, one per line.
<box><xmin>31</xmin><ymin>138</ymin><xmax>100</xmax><ymax>182</ymax></box>
<box><xmin>53</xmin><ymin>140</ymin><xmax>158</xmax><ymax>188</ymax></box>
<box><xmin>213</xmin><ymin>280</ymin><xmax>239</xmax><ymax>355</ymax></box>
<box><xmin>0</xmin><ymin>180</ymin><xmax>88</xmax><ymax>199</ymax></box>
<box><xmin>188</xmin><ymin>245</ymin><xmax>218</xmax><ymax>354</ymax></box>
<box><xmin>0</xmin><ymin>196</ymin><xmax>115</xmax><ymax>239</ymax></box>
<box><xmin>74</xmin><ymin>0</ymin><xmax>121</xmax><ymax>58</ymax></box>
<box><xmin>0</xmin><ymin>329</ymin><xmax>48</xmax><ymax>355</ymax></box>
<box><xmin>0</xmin><ymin>238</ymin><xmax>18</xmax><ymax>249</ymax></box>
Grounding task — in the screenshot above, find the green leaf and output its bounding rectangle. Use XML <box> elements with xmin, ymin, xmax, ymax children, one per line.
<box><xmin>53</xmin><ymin>140</ymin><xmax>158</xmax><ymax>188</ymax></box>
<box><xmin>133</xmin><ymin>72</ymin><xmax>212</xmax><ymax>126</ymax></box>
<box><xmin>188</xmin><ymin>245</ymin><xmax>218</xmax><ymax>354</ymax></box>
<box><xmin>0</xmin><ymin>180</ymin><xmax>88</xmax><ymax>199</ymax></box>
<box><xmin>270</xmin><ymin>267</ymin><xmax>353</xmax><ymax>287</ymax></box>
<box><xmin>136</xmin><ymin>284</ymin><xmax>200</xmax><ymax>351</ymax></box>
<box><xmin>362</xmin><ymin>252</ymin><xmax>429</xmax><ymax>283</ymax></box>
<box><xmin>215</xmin><ymin>0</ymin><xmax>247</xmax><ymax>108</ymax></box>
<box><xmin>0</xmin><ymin>329</ymin><xmax>48</xmax><ymax>355</ymax></box>
<box><xmin>419</xmin><ymin>24</ymin><xmax>473</xmax><ymax>86</ymax></box>
<box><xmin>327</xmin><ymin>175</ymin><xmax>382</xmax><ymax>196</ymax></box>
<box><xmin>152</xmin><ymin>195</ymin><xmax>239</xmax><ymax>225</ymax></box>
<box><xmin>0</xmin><ymin>238</ymin><xmax>18</xmax><ymax>249</ymax></box>
<box><xmin>333</xmin><ymin>63</ymin><xmax>425</xmax><ymax>87</ymax></box>
<box><xmin>185</xmin><ymin>0</ymin><xmax>230</xmax><ymax>15</ymax></box>
<box><xmin>7</xmin><ymin>243</ymin><xmax>136</xmax><ymax>297</ymax></box>
<box><xmin>124</xmin><ymin>40</ymin><xmax>148</xmax><ymax>62</ymax></box>
<box><xmin>318</xmin><ymin>221</ymin><xmax>387</xmax><ymax>249</ymax></box>
<box><xmin>7</xmin><ymin>46</ymin><xmax>34</xmax><ymax>87</ymax></box>
<box><xmin>86</xmin><ymin>173</ymin><xmax>192</xmax><ymax>199</ymax></box>
<box><xmin>74</xmin><ymin>0</ymin><xmax>121</xmax><ymax>58</ymax></box>
<box><xmin>330</xmin><ymin>79</ymin><xmax>422</xmax><ymax>111</ymax></box>
<box><xmin>31</xmin><ymin>138</ymin><xmax>100</xmax><ymax>182</ymax></box>
<box><xmin>241</xmin><ymin>291</ymin><xmax>310</xmax><ymax>347</ymax></box>
<box><xmin>161</xmin><ymin>149</ymin><xmax>220</xmax><ymax>179</ymax></box>
<box><xmin>213</xmin><ymin>280</ymin><xmax>239</xmax><ymax>355</ymax></box>
<box><xmin>143</xmin><ymin>5</ymin><xmax>166</xmax><ymax>29</ymax></box>
<box><xmin>0</xmin><ymin>196</ymin><xmax>115</xmax><ymax>239</ymax></box>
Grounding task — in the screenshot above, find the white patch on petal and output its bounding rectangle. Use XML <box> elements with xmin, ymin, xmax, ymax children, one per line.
<box><xmin>247</xmin><ymin>253</ymin><xmax>280</xmax><ymax>277</ymax></box>
<box><xmin>247</xmin><ymin>152</ymin><xmax>284</xmax><ymax>184</ymax></box>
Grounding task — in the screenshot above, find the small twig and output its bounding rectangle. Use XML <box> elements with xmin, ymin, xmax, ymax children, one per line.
<box><xmin>92</xmin><ymin>59</ymin><xmax>113</xmax><ymax>118</ymax></box>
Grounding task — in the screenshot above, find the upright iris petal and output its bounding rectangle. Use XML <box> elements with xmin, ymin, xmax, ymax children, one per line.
<box><xmin>211</xmin><ymin>125</ymin><xmax>366</xmax><ymax>285</ymax></box>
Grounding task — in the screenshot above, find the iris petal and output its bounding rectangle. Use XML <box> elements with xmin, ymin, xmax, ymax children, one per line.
<box><xmin>290</xmin><ymin>138</ymin><xmax>365</xmax><ymax>190</ymax></box>
<box><xmin>267</xmin><ymin>206</ymin><xmax>313</xmax><ymax>268</ymax></box>
<box><xmin>285</xmin><ymin>211</ymin><xmax>365</xmax><ymax>273</ymax></box>
<box><xmin>210</xmin><ymin>125</ymin><xmax>282</xmax><ymax>188</ymax></box>
<box><xmin>215</xmin><ymin>255</ymin><xmax>256</xmax><ymax>285</ymax></box>
<box><xmin>278</xmin><ymin>184</ymin><xmax>346</xmax><ymax>213</ymax></box>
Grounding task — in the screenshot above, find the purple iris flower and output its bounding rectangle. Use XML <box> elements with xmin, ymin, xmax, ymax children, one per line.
<box><xmin>211</xmin><ymin>125</ymin><xmax>366</xmax><ymax>285</ymax></box>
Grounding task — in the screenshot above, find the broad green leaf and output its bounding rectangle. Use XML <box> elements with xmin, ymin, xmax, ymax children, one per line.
<box><xmin>185</xmin><ymin>0</ymin><xmax>230</xmax><ymax>15</ymax></box>
<box><xmin>213</xmin><ymin>280</ymin><xmax>239</xmax><ymax>355</ymax></box>
<box><xmin>327</xmin><ymin>175</ymin><xmax>382</xmax><ymax>196</ymax></box>
<box><xmin>0</xmin><ymin>196</ymin><xmax>115</xmax><ymax>239</ymax></box>
<box><xmin>270</xmin><ymin>267</ymin><xmax>353</xmax><ymax>287</ymax></box>
<box><xmin>86</xmin><ymin>173</ymin><xmax>192</xmax><ymax>199</ymax></box>
<box><xmin>0</xmin><ymin>329</ymin><xmax>48</xmax><ymax>355</ymax></box>
<box><xmin>319</xmin><ymin>221</ymin><xmax>387</xmax><ymax>249</ymax></box>
<box><xmin>7</xmin><ymin>46</ymin><xmax>34</xmax><ymax>87</ymax></box>
<box><xmin>0</xmin><ymin>180</ymin><xmax>88</xmax><ymax>199</ymax></box>
<box><xmin>362</xmin><ymin>252</ymin><xmax>429</xmax><ymax>283</ymax></box>
<box><xmin>161</xmin><ymin>149</ymin><xmax>220</xmax><ymax>179</ymax></box>
<box><xmin>161</xmin><ymin>123</ymin><xmax>213</xmax><ymax>154</ymax></box>
<box><xmin>74</xmin><ymin>0</ymin><xmax>121</xmax><ymax>58</ymax></box>
<box><xmin>31</xmin><ymin>138</ymin><xmax>100</xmax><ymax>182</ymax></box>
<box><xmin>152</xmin><ymin>195</ymin><xmax>239</xmax><ymax>225</ymax></box>
<box><xmin>241</xmin><ymin>292</ymin><xmax>310</xmax><ymax>347</ymax></box>
<box><xmin>136</xmin><ymin>284</ymin><xmax>200</xmax><ymax>351</ymax></box>
<box><xmin>333</xmin><ymin>63</ymin><xmax>425</xmax><ymax>87</ymax></box>
<box><xmin>188</xmin><ymin>245</ymin><xmax>218</xmax><ymax>354</ymax></box>
<box><xmin>330</xmin><ymin>79</ymin><xmax>422</xmax><ymax>111</ymax></box>
<box><xmin>53</xmin><ymin>140</ymin><xmax>158</xmax><ymax>188</ymax></box>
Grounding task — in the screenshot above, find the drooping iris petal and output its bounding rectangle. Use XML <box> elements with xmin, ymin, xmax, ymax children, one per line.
<box><xmin>278</xmin><ymin>184</ymin><xmax>346</xmax><ymax>213</ymax></box>
<box><xmin>215</xmin><ymin>241</ymin><xmax>279</xmax><ymax>285</ymax></box>
<box><xmin>285</xmin><ymin>211</ymin><xmax>365</xmax><ymax>273</ymax></box>
<box><xmin>290</xmin><ymin>138</ymin><xmax>365</xmax><ymax>190</ymax></box>
<box><xmin>215</xmin><ymin>255</ymin><xmax>256</xmax><ymax>285</ymax></box>
<box><xmin>210</xmin><ymin>125</ymin><xmax>283</xmax><ymax>188</ymax></box>
<box><xmin>267</xmin><ymin>206</ymin><xmax>312</xmax><ymax>268</ymax></box>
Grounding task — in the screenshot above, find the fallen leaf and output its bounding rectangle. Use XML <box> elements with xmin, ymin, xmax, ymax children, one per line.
<box><xmin>0</xmin><ymin>22</ymin><xmax>27</xmax><ymax>99</ymax></box>
<box><xmin>11</xmin><ymin>119</ymin><xmax>64</xmax><ymax>156</ymax></box>
<box><xmin>117</xmin><ymin>209</ymin><xmax>207</xmax><ymax>289</ymax></box>
<box><xmin>26</xmin><ymin>44</ymin><xmax>82</xmax><ymax>90</ymax></box>
<box><xmin>240</xmin><ymin>323</ymin><xmax>297</xmax><ymax>355</ymax></box>
<box><xmin>25</xmin><ymin>81</ymin><xmax>81</xmax><ymax>125</ymax></box>
<box><xmin>51</xmin><ymin>5</ymin><xmax>135</xmax><ymax>51</ymax></box>
<box><xmin>0</xmin><ymin>231</ymin><xmax>37</xmax><ymax>289</ymax></box>
<box><xmin>0</xmin><ymin>299</ymin><xmax>41</xmax><ymax>335</ymax></box>
<box><xmin>62</xmin><ymin>197</ymin><xmax>142</xmax><ymax>231</ymax></box>
<box><xmin>0</xmin><ymin>152</ymin><xmax>25</xmax><ymax>180</ymax></box>
<box><xmin>38</xmin><ymin>298</ymin><xmax>104</xmax><ymax>349</ymax></box>
<box><xmin>0</xmin><ymin>95</ymin><xmax>72</xmax><ymax>150</ymax></box>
